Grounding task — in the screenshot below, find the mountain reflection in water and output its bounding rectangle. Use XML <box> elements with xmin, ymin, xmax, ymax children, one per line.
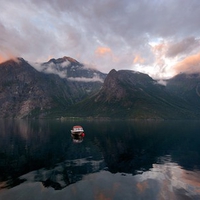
<box><xmin>0</xmin><ymin>119</ymin><xmax>200</xmax><ymax>200</ymax></box>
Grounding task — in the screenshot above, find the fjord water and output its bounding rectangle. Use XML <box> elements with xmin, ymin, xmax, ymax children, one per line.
<box><xmin>0</xmin><ymin>120</ymin><xmax>200</xmax><ymax>200</ymax></box>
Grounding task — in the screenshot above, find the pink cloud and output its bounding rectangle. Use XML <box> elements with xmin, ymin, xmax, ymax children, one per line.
<box><xmin>173</xmin><ymin>52</ymin><xmax>200</xmax><ymax>74</ymax></box>
<box><xmin>95</xmin><ymin>47</ymin><xmax>112</xmax><ymax>56</ymax></box>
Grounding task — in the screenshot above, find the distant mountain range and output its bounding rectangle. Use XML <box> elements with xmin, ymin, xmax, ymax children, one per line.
<box><xmin>0</xmin><ymin>56</ymin><xmax>200</xmax><ymax>119</ymax></box>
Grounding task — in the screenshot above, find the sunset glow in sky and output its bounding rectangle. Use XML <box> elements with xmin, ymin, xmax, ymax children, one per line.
<box><xmin>1</xmin><ymin>0</ymin><xmax>200</xmax><ymax>79</ymax></box>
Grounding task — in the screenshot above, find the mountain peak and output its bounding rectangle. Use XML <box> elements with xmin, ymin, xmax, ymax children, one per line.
<box><xmin>109</xmin><ymin>69</ymin><xmax>117</xmax><ymax>74</ymax></box>
<box><xmin>63</xmin><ymin>56</ymin><xmax>79</xmax><ymax>63</ymax></box>
<box><xmin>48</xmin><ymin>56</ymin><xmax>79</xmax><ymax>64</ymax></box>
<box><xmin>0</xmin><ymin>57</ymin><xmax>31</xmax><ymax>68</ymax></box>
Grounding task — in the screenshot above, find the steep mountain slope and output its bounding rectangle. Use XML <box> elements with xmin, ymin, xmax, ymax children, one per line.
<box><xmin>0</xmin><ymin>57</ymin><xmax>105</xmax><ymax>118</ymax></box>
<box><xmin>65</xmin><ymin>69</ymin><xmax>200</xmax><ymax>119</ymax></box>
<box><xmin>36</xmin><ymin>56</ymin><xmax>106</xmax><ymax>81</ymax></box>
<box><xmin>166</xmin><ymin>73</ymin><xmax>200</xmax><ymax>107</ymax></box>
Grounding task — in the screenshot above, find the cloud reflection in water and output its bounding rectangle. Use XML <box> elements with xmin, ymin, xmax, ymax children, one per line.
<box><xmin>0</xmin><ymin>155</ymin><xmax>200</xmax><ymax>200</ymax></box>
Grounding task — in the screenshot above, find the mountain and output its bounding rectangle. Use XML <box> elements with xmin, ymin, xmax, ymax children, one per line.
<box><xmin>37</xmin><ymin>56</ymin><xmax>106</xmax><ymax>82</ymax></box>
<box><xmin>166</xmin><ymin>73</ymin><xmax>200</xmax><ymax>107</ymax></box>
<box><xmin>65</xmin><ymin>69</ymin><xmax>200</xmax><ymax>119</ymax></box>
<box><xmin>0</xmin><ymin>57</ymin><xmax>106</xmax><ymax>118</ymax></box>
<box><xmin>1</xmin><ymin>57</ymin><xmax>200</xmax><ymax>119</ymax></box>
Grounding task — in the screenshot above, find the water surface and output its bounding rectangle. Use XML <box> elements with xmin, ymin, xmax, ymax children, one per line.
<box><xmin>0</xmin><ymin>120</ymin><xmax>200</xmax><ymax>200</ymax></box>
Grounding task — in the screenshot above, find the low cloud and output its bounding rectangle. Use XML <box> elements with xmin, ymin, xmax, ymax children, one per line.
<box><xmin>60</xmin><ymin>60</ymin><xmax>71</xmax><ymax>68</ymax></box>
<box><xmin>32</xmin><ymin>62</ymin><xmax>67</xmax><ymax>78</ymax></box>
<box><xmin>68</xmin><ymin>76</ymin><xmax>104</xmax><ymax>83</ymax></box>
<box><xmin>31</xmin><ymin>61</ymin><xmax>104</xmax><ymax>82</ymax></box>
<box><xmin>156</xmin><ymin>80</ymin><xmax>168</xmax><ymax>86</ymax></box>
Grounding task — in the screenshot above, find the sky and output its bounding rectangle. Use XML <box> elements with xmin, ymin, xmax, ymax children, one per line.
<box><xmin>1</xmin><ymin>0</ymin><xmax>200</xmax><ymax>79</ymax></box>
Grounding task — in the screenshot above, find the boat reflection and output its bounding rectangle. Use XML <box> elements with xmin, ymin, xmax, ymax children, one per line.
<box><xmin>71</xmin><ymin>132</ymin><xmax>85</xmax><ymax>143</ymax></box>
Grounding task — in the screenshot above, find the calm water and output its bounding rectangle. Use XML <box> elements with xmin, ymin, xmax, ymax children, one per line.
<box><xmin>0</xmin><ymin>119</ymin><xmax>200</xmax><ymax>200</ymax></box>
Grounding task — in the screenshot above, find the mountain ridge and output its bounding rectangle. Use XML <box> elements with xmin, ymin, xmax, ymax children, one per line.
<box><xmin>0</xmin><ymin>57</ymin><xmax>106</xmax><ymax>118</ymax></box>
<box><xmin>1</xmin><ymin>57</ymin><xmax>200</xmax><ymax>119</ymax></box>
<box><xmin>37</xmin><ymin>56</ymin><xmax>106</xmax><ymax>81</ymax></box>
<box><xmin>64</xmin><ymin>69</ymin><xmax>200</xmax><ymax>119</ymax></box>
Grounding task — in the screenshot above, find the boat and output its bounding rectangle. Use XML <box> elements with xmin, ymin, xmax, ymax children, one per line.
<box><xmin>71</xmin><ymin>125</ymin><xmax>84</xmax><ymax>136</ymax></box>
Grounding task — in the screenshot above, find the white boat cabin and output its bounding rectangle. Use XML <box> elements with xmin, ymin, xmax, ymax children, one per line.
<box><xmin>71</xmin><ymin>126</ymin><xmax>84</xmax><ymax>133</ymax></box>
